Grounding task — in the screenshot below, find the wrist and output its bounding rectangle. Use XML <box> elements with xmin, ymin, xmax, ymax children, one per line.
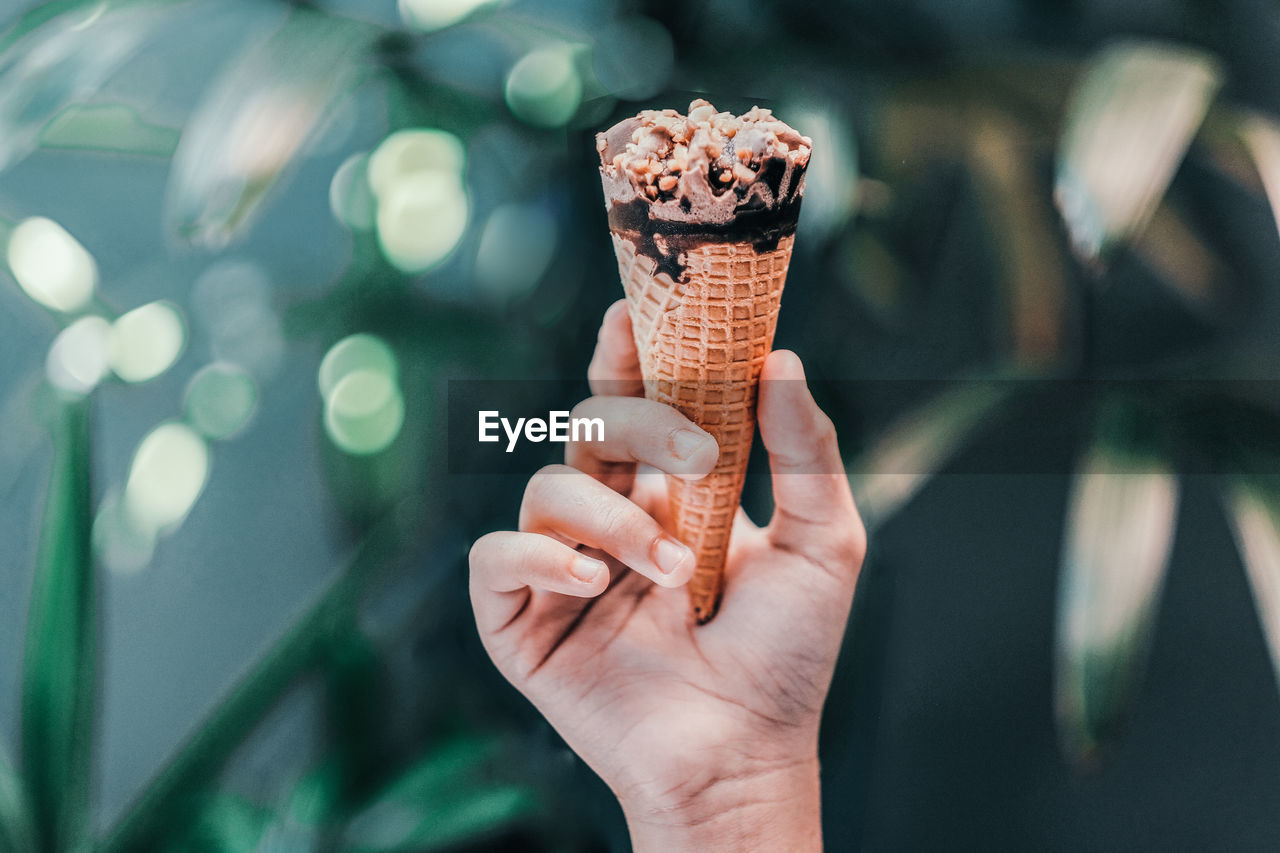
<box><xmin>620</xmin><ymin>756</ymin><xmax>823</xmax><ymax>853</ymax></box>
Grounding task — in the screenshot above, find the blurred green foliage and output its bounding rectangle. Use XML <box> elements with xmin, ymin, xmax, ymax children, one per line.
<box><xmin>4</xmin><ymin>0</ymin><xmax>1280</xmax><ymax>850</ymax></box>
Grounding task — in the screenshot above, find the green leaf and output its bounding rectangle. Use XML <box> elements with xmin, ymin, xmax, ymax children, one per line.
<box><xmin>341</xmin><ymin>736</ymin><xmax>536</xmax><ymax>852</ymax></box>
<box><xmin>236</xmin><ymin>759</ymin><xmax>345</xmax><ymax>851</ymax></box>
<box><xmin>1055</xmin><ymin>41</ymin><xmax>1221</xmax><ymax>261</ymax></box>
<box><xmin>1054</xmin><ymin>399</ymin><xmax>1179</xmax><ymax>764</ymax></box>
<box><xmin>322</xmin><ymin>629</ymin><xmax>386</xmax><ymax>808</ymax></box>
<box><xmin>1237</xmin><ymin>112</ymin><xmax>1280</xmax><ymax>245</ymax></box>
<box><xmin>39</xmin><ymin>102</ymin><xmax>180</xmax><ymax>158</ymax></box>
<box><xmin>286</xmin><ymin>760</ymin><xmax>345</xmax><ymax>829</ymax></box>
<box><xmin>165</xmin><ymin>8</ymin><xmax>377</xmax><ymax>246</ymax></box>
<box><xmin>849</xmin><ymin>380</ymin><xmax>1012</xmax><ymax>527</ymax></box>
<box><xmin>0</xmin><ymin>744</ymin><xmax>37</xmax><ymax>853</ymax></box>
<box><xmin>0</xmin><ymin>0</ymin><xmax>185</xmax><ymax>54</ymax></box>
<box><xmin>0</xmin><ymin>0</ymin><xmax>92</xmax><ymax>54</ymax></box>
<box><xmin>161</xmin><ymin>793</ymin><xmax>270</xmax><ymax>853</ymax></box>
<box><xmin>100</xmin><ymin>509</ymin><xmax>412</xmax><ymax>853</ymax></box>
<box><xmin>1223</xmin><ymin>477</ymin><xmax>1280</xmax><ymax>702</ymax></box>
<box><xmin>967</xmin><ymin>108</ymin><xmax>1069</xmax><ymax>367</ymax></box>
<box><xmin>21</xmin><ymin>394</ymin><xmax>94</xmax><ymax>851</ymax></box>
<box><xmin>0</xmin><ymin>2</ymin><xmax>172</xmax><ymax>173</ymax></box>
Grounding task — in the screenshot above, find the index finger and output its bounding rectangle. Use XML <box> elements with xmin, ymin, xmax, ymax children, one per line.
<box><xmin>587</xmin><ymin>300</ymin><xmax>644</xmax><ymax>398</ymax></box>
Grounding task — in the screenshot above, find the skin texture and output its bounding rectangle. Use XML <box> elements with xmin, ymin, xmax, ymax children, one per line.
<box><xmin>469</xmin><ymin>300</ymin><xmax>866</xmax><ymax>851</ymax></box>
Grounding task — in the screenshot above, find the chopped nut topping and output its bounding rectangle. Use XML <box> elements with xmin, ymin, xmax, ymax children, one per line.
<box><xmin>602</xmin><ymin>99</ymin><xmax>812</xmax><ymax>201</ymax></box>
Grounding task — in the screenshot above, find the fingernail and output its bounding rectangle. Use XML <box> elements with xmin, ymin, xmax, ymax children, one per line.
<box><xmin>653</xmin><ymin>537</ymin><xmax>693</xmax><ymax>575</ymax></box>
<box><xmin>571</xmin><ymin>556</ymin><xmax>605</xmax><ymax>583</ymax></box>
<box><xmin>671</xmin><ymin>428</ymin><xmax>710</xmax><ymax>460</ymax></box>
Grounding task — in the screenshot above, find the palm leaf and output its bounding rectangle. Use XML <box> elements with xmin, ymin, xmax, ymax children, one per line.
<box><xmin>160</xmin><ymin>793</ymin><xmax>269</xmax><ymax>853</ymax></box>
<box><xmin>21</xmin><ymin>394</ymin><xmax>94</xmax><ymax>851</ymax></box>
<box><xmin>100</xmin><ymin>509</ymin><xmax>410</xmax><ymax>853</ymax></box>
<box><xmin>1055</xmin><ymin>399</ymin><xmax>1179</xmax><ymax>763</ymax></box>
<box><xmin>0</xmin><ymin>0</ymin><xmax>181</xmax><ymax>55</ymax></box>
<box><xmin>1223</xmin><ymin>476</ymin><xmax>1280</xmax><ymax>700</ymax></box>
<box><xmin>849</xmin><ymin>380</ymin><xmax>1013</xmax><ymax>527</ymax></box>
<box><xmin>1237</xmin><ymin>112</ymin><xmax>1280</xmax><ymax>242</ymax></box>
<box><xmin>341</xmin><ymin>735</ymin><xmax>536</xmax><ymax>853</ymax></box>
<box><xmin>968</xmin><ymin>107</ymin><xmax>1069</xmax><ymax>367</ymax></box>
<box><xmin>1055</xmin><ymin>41</ymin><xmax>1221</xmax><ymax>262</ymax></box>
<box><xmin>39</xmin><ymin>102</ymin><xmax>180</xmax><ymax>158</ymax></box>
<box><xmin>164</xmin><ymin>8</ymin><xmax>376</xmax><ymax>246</ymax></box>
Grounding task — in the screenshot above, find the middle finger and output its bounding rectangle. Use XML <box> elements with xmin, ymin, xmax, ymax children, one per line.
<box><xmin>565</xmin><ymin>395</ymin><xmax>719</xmax><ymax>492</ymax></box>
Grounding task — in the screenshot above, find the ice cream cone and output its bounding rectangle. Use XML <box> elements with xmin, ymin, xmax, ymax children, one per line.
<box><xmin>597</xmin><ymin>100</ymin><xmax>810</xmax><ymax>623</ymax></box>
<box><xmin>610</xmin><ymin>232</ymin><xmax>794</xmax><ymax>622</ymax></box>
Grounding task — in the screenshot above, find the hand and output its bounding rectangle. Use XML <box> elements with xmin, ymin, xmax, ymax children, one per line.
<box><xmin>469</xmin><ymin>300</ymin><xmax>866</xmax><ymax>852</ymax></box>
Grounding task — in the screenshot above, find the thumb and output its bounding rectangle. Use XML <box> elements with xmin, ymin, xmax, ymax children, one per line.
<box><xmin>758</xmin><ymin>350</ymin><xmax>866</xmax><ymax>574</ymax></box>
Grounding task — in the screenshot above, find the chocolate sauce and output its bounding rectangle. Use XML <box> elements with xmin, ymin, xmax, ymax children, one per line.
<box><xmin>607</xmin><ymin>193</ymin><xmax>803</xmax><ymax>282</ymax></box>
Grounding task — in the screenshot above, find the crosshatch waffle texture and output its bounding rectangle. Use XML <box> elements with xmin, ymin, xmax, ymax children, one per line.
<box><xmin>610</xmin><ymin>233</ymin><xmax>795</xmax><ymax>622</ymax></box>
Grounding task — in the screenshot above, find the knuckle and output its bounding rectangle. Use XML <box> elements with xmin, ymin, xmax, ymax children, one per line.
<box><xmin>568</xmin><ymin>397</ymin><xmax>595</xmax><ymax>423</ymax></box>
<box><xmin>831</xmin><ymin>514</ymin><xmax>868</xmax><ymax>568</ymax></box>
<box><xmin>594</xmin><ymin>497</ymin><xmax>638</xmax><ymax>541</ymax></box>
<box><xmin>520</xmin><ymin>464</ymin><xmax>573</xmax><ymax>524</ymax></box>
<box><xmin>516</xmin><ymin>535</ymin><xmax>553</xmax><ymax>576</ymax></box>
<box><xmin>586</xmin><ymin>357</ymin><xmax>607</xmax><ymax>385</ymax></box>
<box><xmin>813</xmin><ymin>410</ymin><xmax>838</xmax><ymax>447</ymax></box>
<box><xmin>468</xmin><ymin>532</ymin><xmax>497</xmax><ymax>570</ymax></box>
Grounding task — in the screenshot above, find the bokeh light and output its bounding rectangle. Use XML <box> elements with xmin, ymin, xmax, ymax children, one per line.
<box><xmin>184</xmin><ymin>363</ymin><xmax>258</xmax><ymax>440</ymax></box>
<box><xmin>107</xmin><ymin>300</ymin><xmax>186</xmax><ymax>383</ymax></box>
<box><xmin>592</xmin><ymin>16</ymin><xmax>674</xmax><ymax>100</ymax></box>
<box><xmin>46</xmin><ymin>315</ymin><xmax>111</xmax><ymax>394</ymax></box>
<box><xmin>93</xmin><ymin>490</ymin><xmax>159</xmax><ymax>576</ymax></box>
<box><xmin>504</xmin><ymin>46</ymin><xmax>583</xmax><ymax>128</ymax></box>
<box><xmin>474</xmin><ymin>203</ymin><xmax>557</xmax><ymax>300</ymax></box>
<box><xmin>318</xmin><ymin>334</ymin><xmax>398</xmax><ymax>399</ymax></box>
<box><xmin>329</xmin><ymin>152</ymin><xmax>377</xmax><ymax>231</ymax></box>
<box><xmin>366</xmin><ymin>128</ymin><xmax>470</xmax><ymax>273</ymax></box>
<box><xmin>124</xmin><ymin>421</ymin><xmax>211</xmax><ymax>533</ymax></box>
<box><xmin>376</xmin><ymin>172</ymin><xmax>469</xmax><ymax>273</ymax></box>
<box><xmin>398</xmin><ymin>0</ymin><xmax>497</xmax><ymax>32</ymax></box>
<box><xmin>324</xmin><ymin>369</ymin><xmax>405</xmax><ymax>456</ymax></box>
<box><xmin>319</xmin><ymin>334</ymin><xmax>403</xmax><ymax>456</ymax></box>
<box><xmin>367</xmin><ymin>128</ymin><xmax>466</xmax><ymax>199</ymax></box>
<box><xmin>7</xmin><ymin>216</ymin><xmax>97</xmax><ymax>313</ymax></box>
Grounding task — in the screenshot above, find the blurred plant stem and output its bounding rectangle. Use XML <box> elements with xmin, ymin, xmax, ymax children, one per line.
<box><xmin>100</xmin><ymin>504</ymin><xmax>417</xmax><ymax>853</ymax></box>
<box><xmin>21</xmin><ymin>393</ymin><xmax>93</xmax><ymax>852</ymax></box>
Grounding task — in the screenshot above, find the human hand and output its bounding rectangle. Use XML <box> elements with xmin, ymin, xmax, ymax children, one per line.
<box><xmin>469</xmin><ymin>300</ymin><xmax>866</xmax><ymax>851</ymax></box>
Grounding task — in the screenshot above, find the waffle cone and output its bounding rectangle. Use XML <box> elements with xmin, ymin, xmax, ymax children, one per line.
<box><xmin>609</xmin><ymin>232</ymin><xmax>794</xmax><ymax>623</ymax></box>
